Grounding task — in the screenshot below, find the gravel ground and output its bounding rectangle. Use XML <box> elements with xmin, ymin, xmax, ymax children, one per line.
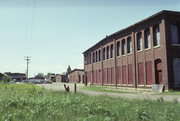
<box><xmin>37</xmin><ymin>83</ymin><xmax>180</xmax><ymax>102</ymax></box>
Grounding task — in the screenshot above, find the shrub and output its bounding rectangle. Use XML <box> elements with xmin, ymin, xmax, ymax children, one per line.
<box><xmin>1</xmin><ymin>75</ymin><xmax>10</xmax><ymax>83</ymax></box>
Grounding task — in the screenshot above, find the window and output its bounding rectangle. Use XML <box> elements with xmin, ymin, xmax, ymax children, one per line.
<box><xmin>110</xmin><ymin>44</ymin><xmax>114</xmax><ymax>58</ymax></box>
<box><xmin>137</xmin><ymin>32</ymin><xmax>142</xmax><ymax>51</ymax></box>
<box><xmin>128</xmin><ymin>64</ymin><xmax>133</xmax><ymax>84</ymax></box>
<box><xmin>95</xmin><ymin>51</ymin><xmax>98</xmax><ymax>62</ymax></box>
<box><xmin>98</xmin><ymin>50</ymin><xmax>101</xmax><ymax>61</ymax></box>
<box><xmin>173</xmin><ymin>58</ymin><xmax>180</xmax><ymax>87</ymax></box>
<box><xmin>117</xmin><ymin>41</ymin><xmax>120</xmax><ymax>56</ymax></box>
<box><xmin>127</xmin><ymin>36</ymin><xmax>132</xmax><ymax>53</ymax></box>
<box><xmin>146</xmin><ymin>61</ymin><xmax>152</xmax><ymax>85</ymax></box>
<box><xmin>84</xmin><ymin>55</ymin><xmax>87</xmax><ymax>65</ymax></box>
<box><xmin>93</xmin><ymin>52</ymin><xmax>95</xmax><ymax>63</ymax></box>
<box><xmin>122</xmin><ymin>39</ymin><xmax>126</xmax><ymax>55</ymax></box>
<box><xmin>89</xmin><ymin>54</ymin><xmax>91</xmax><ymax>64</ymax></box>
<box><xmin>144</xmin><ymin>28</ymin><xmax>151</xmax><ymax>49</ymax></box>
<box><xmin>138</xmin><ymin>62</ymin><xmax>144</xmax><ymax>85</ymax></box>
<box><xmin>87</xmin><ymin>55</ymin><xmax>89</xmax><ymax>64</ymax></box>
<box><xmin>103</xmin><ymin>48</ymin><xmax>106</xmax><ymax>60</ymax></box>
<box><xmin>106</xmin><ymin>46</ymin><xmax>109</xmax><ymax>59</ymax></box>
<box><xmin>153</xmin><ymin>25</ymin><xmax>160</xmax><ymax>46</ymax></box>
<box><xmin>171</xmin><ymin>24</ymin><xmax>180</xmax><ymax>44</ymax></box>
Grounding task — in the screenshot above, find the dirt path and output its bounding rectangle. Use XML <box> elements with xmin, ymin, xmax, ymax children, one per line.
<box><xmin>37</xmin><ymin>83</ymin><xmax>180</xmax><ymax>102</ymax></box>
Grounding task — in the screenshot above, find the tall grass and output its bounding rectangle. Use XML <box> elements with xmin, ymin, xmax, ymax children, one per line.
<box><xmin>0</xmin><ymin>84</ymin><xmax>179</xmax><ymax>121</ymax></box>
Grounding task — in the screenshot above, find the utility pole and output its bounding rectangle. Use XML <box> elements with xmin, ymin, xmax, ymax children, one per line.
<box><xmin>24</xmin><ymin>56</ymin><xmax>31</xmax><ymax>80</ymax></box>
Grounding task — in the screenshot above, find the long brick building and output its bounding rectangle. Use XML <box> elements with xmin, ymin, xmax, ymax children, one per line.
<box><xmin>83</xmin><ymin>10</ymin><xmax>180</xmax><ymax>90</ymax></box>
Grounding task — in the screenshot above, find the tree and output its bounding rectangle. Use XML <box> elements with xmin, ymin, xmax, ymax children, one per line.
<box><xmin>45</xmin><ymin>73</ymin><xmax>51</xmax><ymax>79</ymax></box>
<box><xmin>1</xmin><ymin>75</ymin><xmax>10</xmax><ymax>83</ymax></box>
<box><xmin>66</xmin><ymin>65</ymin><xmax>71</xmax><ymax>75</ymax></box>
<box><xmin>34</xmin><ymin>73</ymin><xmax>45</xmax><ymax>79</ymax></box>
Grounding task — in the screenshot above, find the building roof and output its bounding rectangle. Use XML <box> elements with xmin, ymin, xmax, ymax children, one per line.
<box><xmin>4</xmin><ymin>72</ymin><xmax>26</xmax><ymax>77</ymax></box>
<box><xmin>68</xmin><ymin>69</ymin><xmax>84</xmax><ymax>74</ymax></box>
<box><xmin>83</xmin><ymin>10</ymin><xmax>180</xmax><ymax>54</ymax></box>
<box><xmin>0</xmin><ymin>73</ymin><xmax>6</xmax><ymax>77</ymax></box>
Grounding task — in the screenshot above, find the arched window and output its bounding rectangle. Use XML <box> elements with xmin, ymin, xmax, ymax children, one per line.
<box><xmin>137</xmin><ymin>32</ymin><xmax>142</xmax><ymax>51</ymax></box>
<box><xmin>122</xmin><ymin>39</ymin><xmax>126</xmax><ymax>55</ymax></box>
<box><xmin>110</xmin><ymin>44</ymin><xmax>114</xmax><ymax>58</ymax></box>
<box><xmin>98</xmin><ymin>50</ymin><xmax>101</xmax><ymax>61</ymax></box>
<box><xmin>95</xmin><ymin>51</ymin><xmax>98</xmax><ymax>62</ymax></box>
<box><xmin>127</xmin><ymin>36</ymin><xmax>132</xmax><ymax>53</ymax></box>
<box><xmin>89</xmin><ymin>54</ymin><xmax>91</xmax><ymax>64</ymax></box>
<box><xmin>153</xmin><ymin>24</ymin><xmax>160</xmax><ymax>46</ymax></box>
<box><xmin>144</xmin><ymin>28</ymin><xmax>151</xmax><ymax>49</ymax></box>
<box><xmin>93</xmin><ymin>52</ymin><xmax>95</xmax><ymax>63</ymax></box>
<box><xmin>106</xmin><ymin>46</ymin><xmax>109</xmax><ymax>59</ymax></box>
<box><xmin>103</xmin><ymin>48</ymin><xmax>106</xmax><ymax>60</ymax></box>
<box><xmin>117</xmin><ymin>41</ymin><xmax>120</xmax><ymax>56</ymax></box>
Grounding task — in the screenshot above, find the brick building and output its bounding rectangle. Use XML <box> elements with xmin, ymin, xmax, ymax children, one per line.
<box><xmin>83</xmin><ymin>10</ymin><xmax>180</xmax><ymax>90</ymax></box>
<box><xmin>55</xmin><ymin>74</ymin><xmax>67</xmax><ymax>82</ymax></box>
<box><xmin>4</xmin><ymin>72</ymin><xmax>26</xmax><ymax>82</ymax></box>
<box><xmin>68</xmin><ymin>69</ymin><xmax>84</xmax><ymax>83</ymax></box>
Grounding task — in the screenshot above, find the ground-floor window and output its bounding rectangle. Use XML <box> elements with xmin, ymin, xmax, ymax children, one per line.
<box><xmin>122</xmin><ymin>65</ymin><xmax>127</xmax><ymax>84</ymax></box>
<box><xmin>117</xmin><ymin>66</ymin><xmax>121</xmax><ymax>84</ymax></box>
<box><xmin>111</xmin><ymin>67</ymin><xmax>115</xmax><ymax>84</ymax></box>
<box><xmin>138</xmin><ymin>62</ymin><xmax>144</xmax><ymax>85</ymax></box>
<box><xmin>146</xmin><ymin>61</ymin><xmax>153</xmax><ymax>85</ymax></box>
<box><xmin>155</xmin><ymin>59</ymin><xmax>162</xmax><ymax>84</ymax></box>
<box><xmin>107</xmin><ymin>68</ymin><xmax>111</xmax><ymax>84</ymax></box>
<box><xmin>173</xmin><ymin>58</ymin><xmax>180</xmax><ymax>87</ymax></box>
<box><xmin>103</xmin><ymin>68</ymin><xmax>107</xmax><ymax>84</ymax></box>
<box><xmin>128</xmin><ymin>64</ymin><xmax>133</xmax><ymax>84</ymax></box>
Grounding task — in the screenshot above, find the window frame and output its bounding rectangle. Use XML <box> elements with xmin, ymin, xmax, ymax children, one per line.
<box><xmin>153</xmin><ymin>24</ymin><xmax>160</xmax><ymax>47</ymax></box>
<box><xmin>170</xmin><ymin>24</ymin><xmax>180</xmax><ymax>45</ymax></box>
<box><xmin>117</xmin><ymin>41</ymin><xmax>120</xmax><ymax>57</ymax></box>
<box><xmin>106</xmin><ymin>46</ymin><xmax>110</xmax><ymax>59</ymax></box>
<box><xmin>110</xmin><ymin>44</ymin><xmax>114</xmax><ymax>58</ymax></box>
<box><xmin>127</xmin><ymin>36</ymin><xmax>132</xmax><ymax>54</ymax></box>
<box><xmin>137</xmin><ymin>32</ymin><xmax>143</xmax><ymax>51</ymax></box>
<box><xmin>144</xmin><ymin>28</ymin><xmax>151</xmax><ymax>49</ymax></box>
<box><xmin>122</xmin><ymin>39</ymin><xmax>126</xmax><ymax>55</ymax></box>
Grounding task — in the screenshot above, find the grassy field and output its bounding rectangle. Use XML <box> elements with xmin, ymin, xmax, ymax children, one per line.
<box><xmin>0</xmin><ymin>84</ymin><xmax>180</xmax><ymax>121</ymax></box>
<box><xmin>155</xmin><ymin>90</ymin><xmax>180</xmax><ymax>95</ymax></box>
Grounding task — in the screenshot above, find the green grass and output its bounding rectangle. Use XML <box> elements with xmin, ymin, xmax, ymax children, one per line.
<box><xmin>155</xmin><ymin>90</ymin><xmax>180</xmax><ymax>95</ymax></box>
<box><xmin>80</xmin><ymin>86</ymin><xmax>135</xmax><ymax>94</ymax></box>
<box><xmin>0</xmin><ymin>84</ymin><xmax>180</xmax><ymax>121</ymax></box>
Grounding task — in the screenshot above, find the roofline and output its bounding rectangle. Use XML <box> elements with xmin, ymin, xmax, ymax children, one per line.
<box><xmin>83</xmin><ymin>10</ymin><xmax>180</xmax><ymax>54</ymax></box>
<box><xmin>68</xmin><ymin>69</ymin><xmax>84</xmax><ymax>74</ymax></box>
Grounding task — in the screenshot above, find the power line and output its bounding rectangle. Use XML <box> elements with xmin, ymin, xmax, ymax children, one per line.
<box><xmin>24</xmin><ymin>56</ymin><xmax>31</xmax><ymax>79</ymax></box>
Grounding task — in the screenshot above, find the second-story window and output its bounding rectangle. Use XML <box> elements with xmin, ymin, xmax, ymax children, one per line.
<box><xmin>96</xmin><ymin>51</ymin><xmax>98</xmax><ymax>62</ymax></box>
<box><xmin>153</xmin><ymin>24</ymin><xmax>160</xmax><ymax>46</ymax></box>
<box><xmin>106</xmin><ymin>46</ymin><xmax>109</xmax><ymax>59</ymax></box>
<box><xmin>144</xmin><ymin>28</ymin><xmax>151</xmax><ymax>49</ymax></box>
<box><xmin>89</xmin><ymin>54</ymin><xmax>91</xmax><ymax>64</ymax></box>
<box><xmin>93</xmin><ymin>52</ymin><xmax>95</xmax><ymax>63</ymax></box>
<box><xmin>127</xmin><ymin>36</ymin><xmax>132</xmax><ymax>54</ymax></box>
<box><xmin>122</xmin><ymin>39</ymin><xmax>126</xmax><ymax>55</ymax></box>
<box><xmin>110</xmin><ymin>44</ymin><xmax>114</xmax><ymax>58</ymax></box>
<box><xmin>98</xmin><ymin>50</ymin><xmax>101</xmax><ymax>61</ymax></box>
<box><xmin>117</xmin><ymin>41</ymin><xmax>120</xmax><ymax>56</ymax></box>
<box><xmin>103</xmin><ymin>48</ymin><xmax>106</xmax><ymax>60</ymax></box>
<box><xmin>137</xmin><ymin>32</ymin><xmax>142</xmax><ymax>51</ymax></box>
<box><xmin>170</xmin><ymin>24</ymin><xmax>180</xmax><ymax>44</ymax></box>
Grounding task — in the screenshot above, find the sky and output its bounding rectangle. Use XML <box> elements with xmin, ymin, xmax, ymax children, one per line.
<box><xmin>0</xmin><ymin>0</ymin><xmax>180</xmax><ymax>77</ymax></box>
